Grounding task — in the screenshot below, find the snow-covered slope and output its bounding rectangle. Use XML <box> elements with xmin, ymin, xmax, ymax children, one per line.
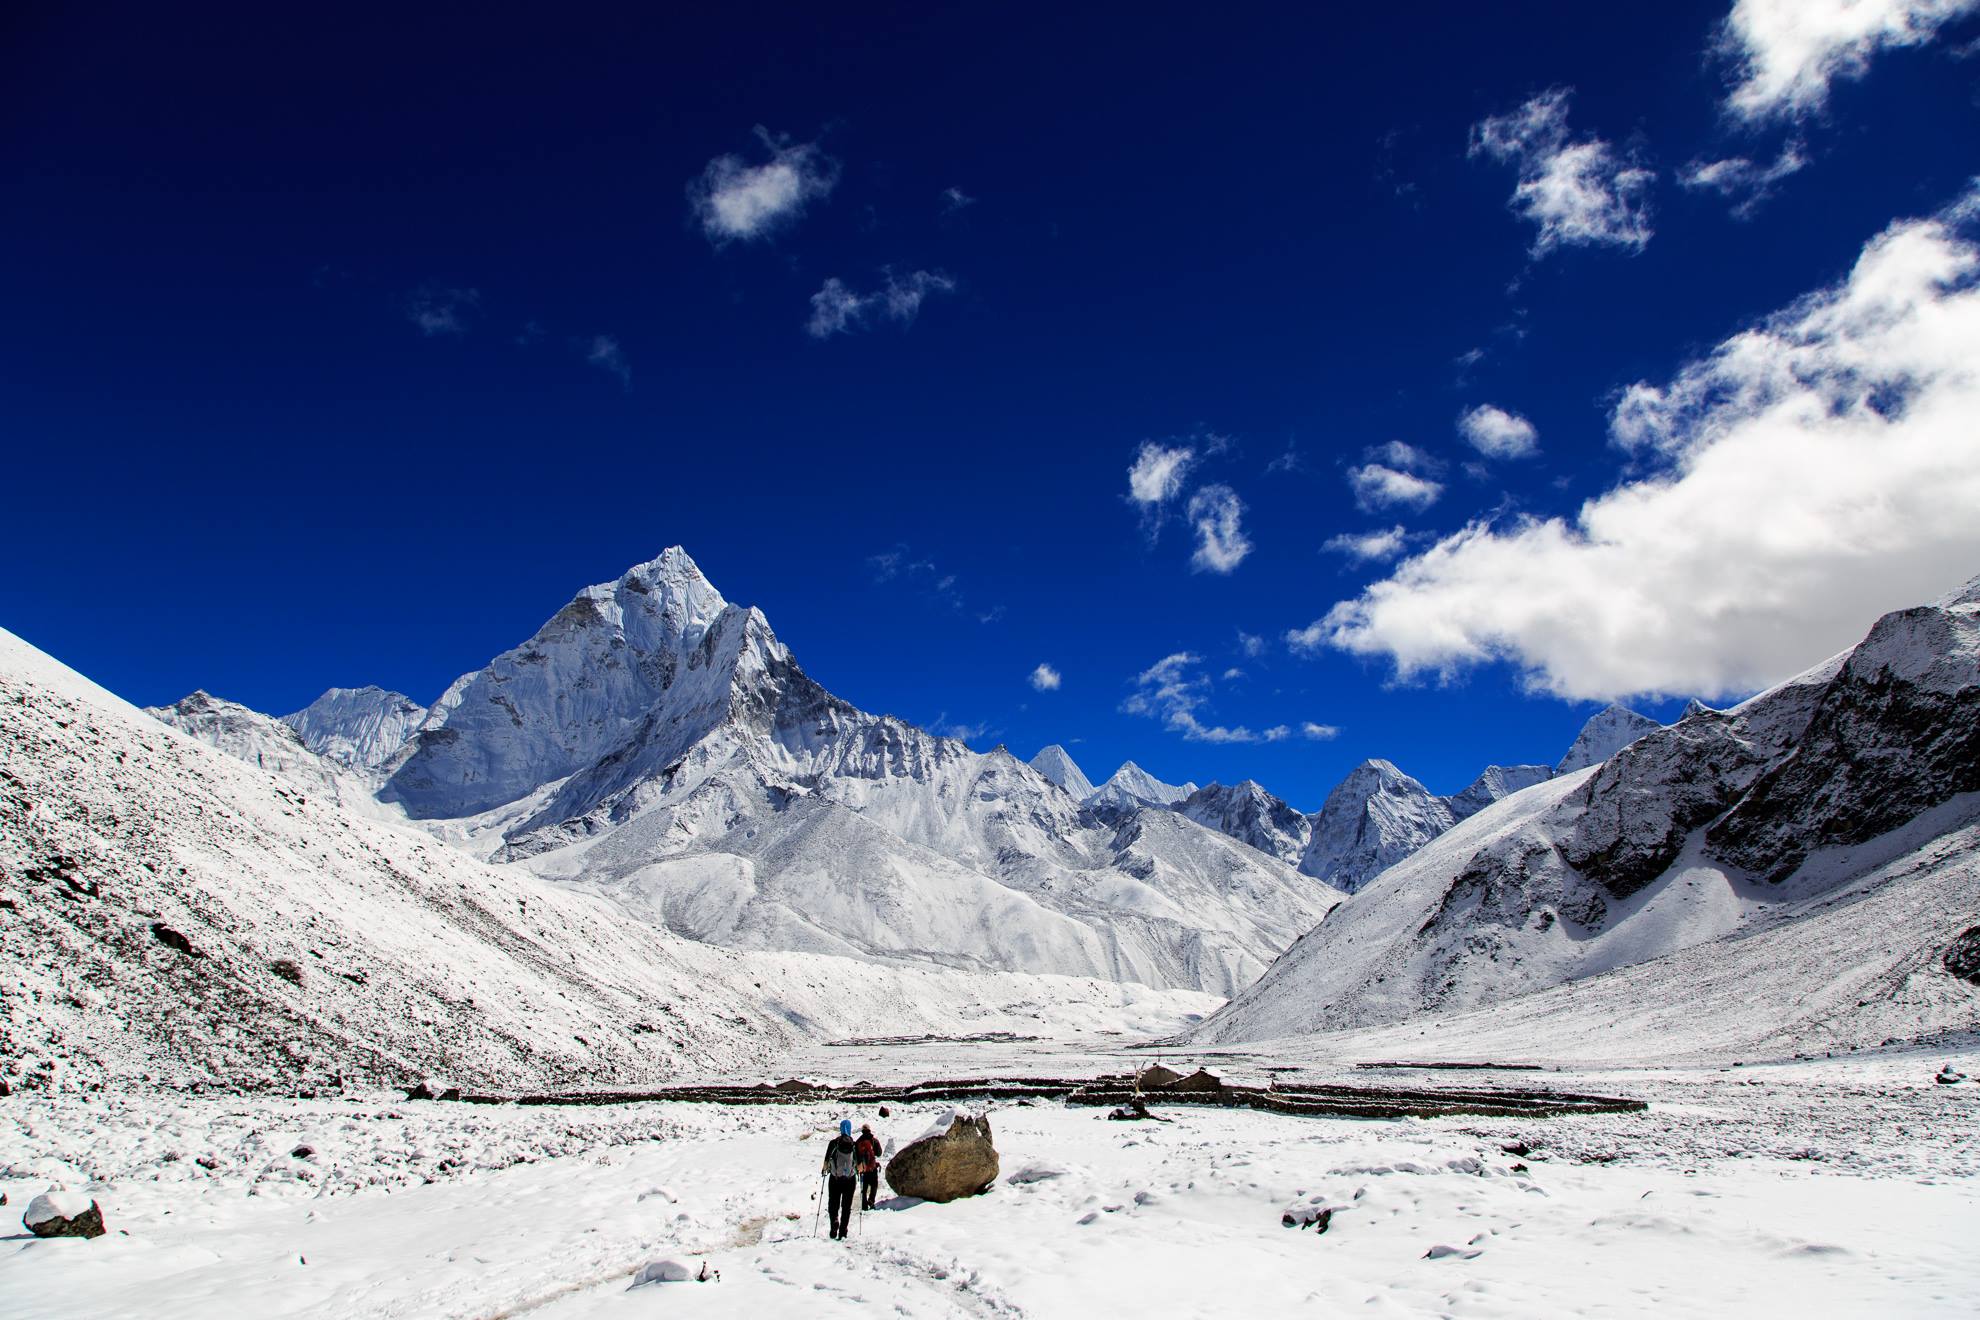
<box><xmin>1188</xmin><ymin>580</ymin><xmax>1980</xmax><ymax>1047</ymax></box>
<box><xmin>0</xmin><ymin>626</ymin><xmax>1217</xmax><ymax>1095</ymax></box>
<box><xmin>1028</xmin><ymin>744</ymin><xmax>1095</xmax><ymax>799</ymax></box>
<box><xmin>1555</xmin><ymin>703</ymin><xmax>1662</xmax><ymax>774</ymax></box>
<box><xmin>282</xmin><ymin>685</ymin><xmax>425</xmax><ymax>772</ymax></box>
<box><xmin>145</xmin><ymin>691</ymin><xmax>371</xmax><ymax>812</ymax></box>
<box><xmin>1177</xmin><ymin>780</ymin><xmax>1311</xmax><ymax>866</ymax></box>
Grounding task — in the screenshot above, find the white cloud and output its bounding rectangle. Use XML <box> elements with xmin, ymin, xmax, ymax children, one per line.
<box><xmin>1371</xmin><ymin>440</ymin><xmax>1439</xmax><ymax>472</ymax></box>
<box><xmin>926</xmin><ymin>712</ymin><xmax>992</xmax><ymax>743</ymax></box>
<box><xmin>807</xmin><ymin>270</ymin><xmax>956</xmax><ymax>338</ymax></box>
<box><xmin>1236</xmin><ymin>630</ymin><xmax>1267</xmax><ymax>658</ymax></box>
<box><xmin>942</xmin><ymin>186</ymin><xmax>976</xmax><ymax>212</ymax></box>
<box><xmin>1324</xmin><ymin>526</ymin><xmax>1409</xmax><ymax>562</ymax></box>
<box><xmin>1222</xmin><ymin>666</ymin><xmax>1246</xmax><ymax>680</ymax></box>
<box><xmin>1469</xmin><ymin>89</ymin><xmax>1655</xmax><ymax>257</ymax></box>
<box><xmin>405</xmin><ymin>285</ymin><xmax>480</xmax><ymax>336</ymax></box>
<box><xmin>1029</xmin><ymin>663</ymin><xmax>1062</xmax><ymax>692</ymax></box>
<box><xmin>1458</xmin><ymin>404</ymin><xmax>1540</xmax><ymax>459</ymax></box>
<box><xmin>1186</xmin><ymin>484</ymin><xmax>1252</xmax><ymax>573</ymax></box>
<box><xmin>1718</xmin><ymin>0</ymin><xmax>1979</xmax><ymax>122</ymax></box>
<box><xmin>689</xmin><ymin>128</ymin><xmax>839</xmax><ymax>244</ymax></box>
<box><xmin>1304</xmin><ymin>187</ymin><xmax>1980</xmax><ymax>701</ymax></box>
<box><xmin>584</xmin><ymin>334</ymin><xmax>630</xmax><ymax>386</ymax></box>
<box><xmin>1127</xmin><ymin>441</ymin><xmax>1197</xmax><ymax>507</ymax></box>
<box><xmin>1679</xmin><ymin>142</ymin><xmax>1810</xmax><ymax>218</ymax></box>
<box><xmin>1301</xmin><ymin>722</ymin><xmax>1341</xmax><ymax>741</ymax></box>
<box><xmin>1121</xmin><ymin>652</ymin><xmax>1291</xmax><ymax>744</ymax></box>
<box><xmin>1349</xmin><ymin>464</ymin><xmax>1443</xmax><ymax>513</ymax></box>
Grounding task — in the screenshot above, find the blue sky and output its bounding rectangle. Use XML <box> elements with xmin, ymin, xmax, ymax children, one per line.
<box><xmin>4</xmin><ymin>1</ymin><xmax>1978</xmax><ymax>808</ymax></box>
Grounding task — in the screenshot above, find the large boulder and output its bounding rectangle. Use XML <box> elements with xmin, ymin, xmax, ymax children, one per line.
<box><xmin>885</xmin><ymin>1112</ymin><xmax>999</xmax><ymax>1203</ymax></box>
<box><xmin>24</xmin><ymin>1187</ymin><xmax>105</xmax><ymax>1239</ymax></box>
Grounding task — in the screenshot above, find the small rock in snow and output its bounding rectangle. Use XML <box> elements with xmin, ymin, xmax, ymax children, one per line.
<box><xmin>630</xmin><ymin>1259</ymin><xmax>694</xmax><ymax>1286</ymax></box>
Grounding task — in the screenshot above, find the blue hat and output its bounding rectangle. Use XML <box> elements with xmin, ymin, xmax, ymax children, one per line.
<box><xmin>840</xmin><ymin>1119</ymin><xmax>852</xmax><ymax>1136</ymax></box>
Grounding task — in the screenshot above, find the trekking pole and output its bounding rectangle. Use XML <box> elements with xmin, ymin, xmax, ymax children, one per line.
<box><xmin>813</xmin><ymin>1174</ymin><xmax>824</xmax><ymax>1238</ymax></box>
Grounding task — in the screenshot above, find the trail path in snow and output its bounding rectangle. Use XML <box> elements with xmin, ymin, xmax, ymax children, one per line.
<box><xmin>4</xmin><ymin>1038</ymin><xmax>1976</xmax><ymax>1318</ymax></box>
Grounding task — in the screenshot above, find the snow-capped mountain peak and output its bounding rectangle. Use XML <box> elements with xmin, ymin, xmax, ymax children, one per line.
<box><xmin>1028</xmin><ymin>744</ymin><xmax>1095</xmax><ymax>799</ymax></box>
<box><xmin>1554</xmin><ymin>703</ymin><xmax>1662</xmax><ymax>774</ymax></box>
<box><xmin>282</xmin><ymin>685</ymin><xmax>425</xmax><ymax>771</ymax></box>
<box><xmin>1087</xmin><ymin>761</ymin><xmax>1197</xmax><ymax>813</ymax></box>
<box><xmin>1177</xmin><ymin>779</ymin><xmax>1311</xmax><ymax>867</ymax></box>
<box><xmin>1297</xmin><ymin>758</ymin><xmax>1455</xmax><ymax>893</ymax></box>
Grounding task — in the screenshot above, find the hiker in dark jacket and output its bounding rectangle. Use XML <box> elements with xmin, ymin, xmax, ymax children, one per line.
<box><xmin>854</xmin><ymin>1123</ymin><xmax>883</xmax><ymax>1210</ymax></box>
<box><xmin>821</xmin><ymin>1118</ymin><xmax>859</xmax><ymax>1239</ymax></box>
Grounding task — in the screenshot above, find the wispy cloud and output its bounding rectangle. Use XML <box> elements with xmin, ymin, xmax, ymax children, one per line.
<box><xmin>1469</xmin><ymin>89</ymin><xmax>1655</xmax><ymax>257</ymax></box>
<box><xmin>1457</xmin><ymin>404</ymin><xmax>1540</xmax><ymax>459</ymax></box>
<box><xmin>583</xmin><ymin>334</ymin><xmax>631</xmax><ymax>387</ymax></box>
<box><xmin>1122</xmin><ymin>652</ymin><xmax>1312</xmax><ymax>744</ymax></box>
<box><xmin>1029</xmin><ymin>663</ymin><xmax>1062</xmax><ymax>692</ymax></box>
<box><xmin>807</xmin><ymin>269</ymin><xmax>956</xmax><ymax>338</ymax></box>
<box><xmin>1186</xmin><ymin>484</ymin><xmax>1252</xmax><ymax>573</ymax></box>
<box><xmin>941</xmin><ymin>186</ymin><xmax>976</xmax><ymax>212</ymax></box>
<box><xmin>925</xmin><ymin>712</ymin><xmax>993</xmax><ymax>743</ymax></box>
<box><xmin>405</xmin><ymin>285</ymin><xmax>480</xmax><ymax>337</ymax></box>
<box><xmin>1349</xmin><ymin>464</ymin><xmax>1443</xmax><ymax>513</ymax></box>
<box><xmin>689</xmin><ymin>127</ymin><xmax>839</xmax><ymax>244</ymax></box>
<box><xmin>1679</xmin><ymin>142</ymin><xmax>1809</xmax><ymax>219</ymax></box>
<box><xmin>1127</xmin><ymin>441</ymin><xmax>1196</xmax><ymax>508</ymax></box>
<box><xmin>1324</xmin><ymin>526</ymin><xmax>1410</xmax><ymax>563</ymax></box>
<box><xmin>1236</xmin><ymin>630</ymin><xmax>1267</xmax><ymax>658</ymax></box>
<box><xmin>1716</xmin><ymin>0</ymin><xmax>1979</xmax><ymax>122</ymax></box>
<box><xmin>869</xmin><ymin>544</ymin><xmax>998</xmax><ymax>621</ymax></box>
<box><xmin>1301</xmin><ymin>722</ymin><xmax>1341</xmax><ymax>741</ymax></box>
<box><xmin>1306</xmin><ymin>185</ymin><xmax>1980</xmax><ymax>701</ymax></box>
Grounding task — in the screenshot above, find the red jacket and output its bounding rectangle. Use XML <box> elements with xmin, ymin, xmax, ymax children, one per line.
<box><xmin>854</xmin><ymin>1132</ymin><xmax>882</xmax><ymax>1172</ymax></box>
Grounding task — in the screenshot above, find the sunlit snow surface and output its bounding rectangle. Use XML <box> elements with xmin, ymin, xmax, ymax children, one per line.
<box><xmin>3</xmin><ymin>1039</ymin><xmax>1975</xmax><ymax>1318</ymax></box>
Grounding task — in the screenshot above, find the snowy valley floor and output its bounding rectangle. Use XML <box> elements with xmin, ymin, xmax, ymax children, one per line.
<box><xmin>3</xmin><ymin>1037</ymin><xmax>1977</xmax><ymax>1319</ymax></box>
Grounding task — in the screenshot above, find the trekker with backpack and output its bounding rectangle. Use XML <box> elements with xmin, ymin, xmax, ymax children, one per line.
<box><xmin>854</xmin><ymin>1122</ymin><xmax>883</xmax><ymax>1210</ymax></box>
<box><xmin>821</xmin><ymin>1119</ymin><xmax>859</xmax><ymax>1240</ymax></box>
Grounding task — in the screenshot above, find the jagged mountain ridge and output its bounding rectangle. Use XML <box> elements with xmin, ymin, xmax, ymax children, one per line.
<box><xmin>1187</xmin><ymin>576</ymin><xmax>1980</xmax><ymax>1049</ymax></box>
<box><xmin>238</xmin><ymin>549</ymin><xmax>1340</xmax><ymax>997</ymax></box>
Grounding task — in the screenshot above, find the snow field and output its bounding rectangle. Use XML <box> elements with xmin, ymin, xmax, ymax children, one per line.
<box><xmin>3</xmin><ymin>1049</ymin><xmax>1975</xmax><ymax>1318</ymax></box>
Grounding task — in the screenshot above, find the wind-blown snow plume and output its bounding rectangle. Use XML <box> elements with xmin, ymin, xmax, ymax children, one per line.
<box><xmin>689</xmin><ymin>128</ymin><xmax>838</xmax><ymax>243</ymax></box>
<box><xmin>1469</xmin><ymin>89</ymin><xmax>1655</xmax><ymax>257</ymax></box>
<box><xmin>1717</xmin><ymin>0</ymin><xmax>1980</xmax><ymax>122</ymax></box>
<box><xmin>1306</xmin><ymin>187</ymin><xmax>1980</xmax><ymax>701</ymax></box>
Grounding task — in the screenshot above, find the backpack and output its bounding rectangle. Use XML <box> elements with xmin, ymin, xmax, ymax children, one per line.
<box><xmin>826</xmin><ymin>1136</ymin><xmax>858</xmax><ymax>1178</ymax></box>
